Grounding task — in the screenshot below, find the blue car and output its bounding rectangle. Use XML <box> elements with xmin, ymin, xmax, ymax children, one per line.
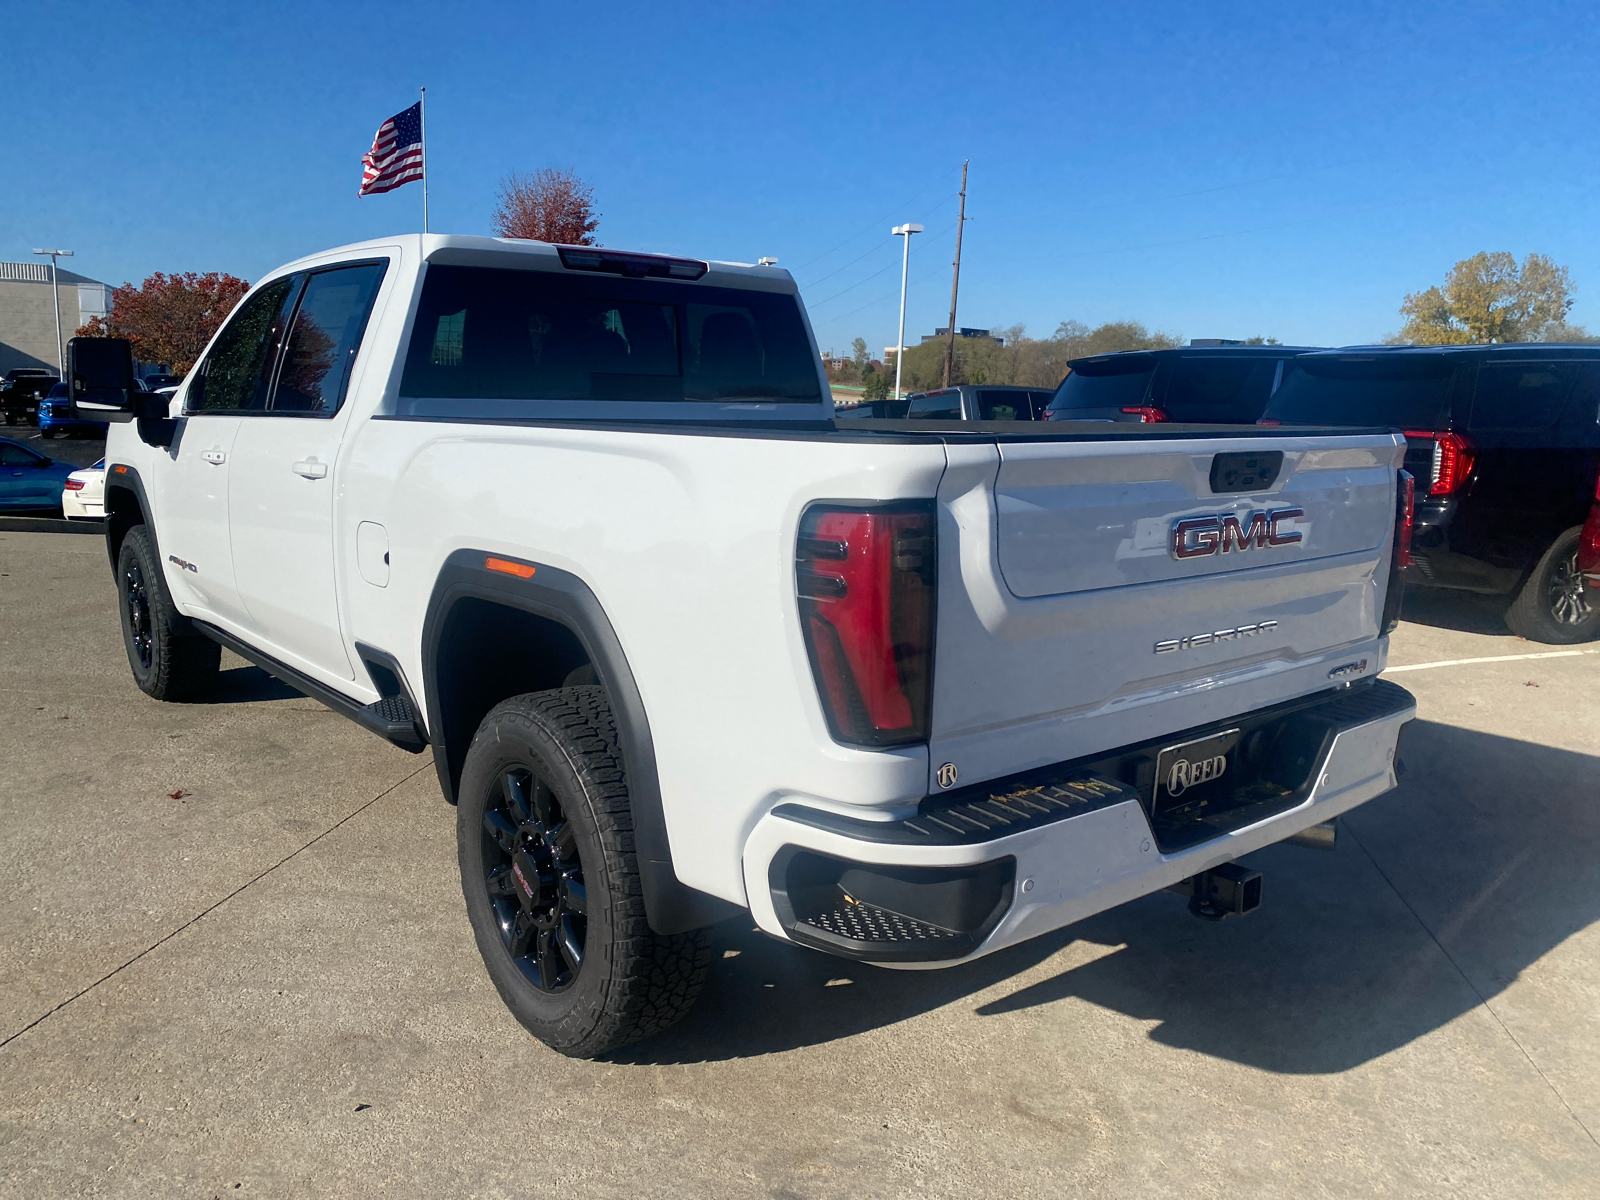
<box><xmin>38</xmin><ymin>382</ymin><xmax>111</xmax><ymax>439</ymax></box>
<box><xmin>0</xmin><ymin>438</ymin><xmax>78</xmax><ymax>511</ymax></box>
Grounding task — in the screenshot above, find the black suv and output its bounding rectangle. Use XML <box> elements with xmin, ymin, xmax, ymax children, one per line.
<box><xmin>1262</xmin><ymin>345</ymin><xmax>1600</xmax><ymax>643</ymax></box>
<box><xmin>897</xmin><ymin>383</ymin><xmax>1056</xmax><ymax>421</ymax></box>
<box><xmin>1</xmin><ymin>369</ymin><xmax>59</xmax><ymax>426</ymax></box>
<box><xmin>1045</xmin><ymin>345</ymin><xmax>1318</xmax><ymax>425</ymax></box>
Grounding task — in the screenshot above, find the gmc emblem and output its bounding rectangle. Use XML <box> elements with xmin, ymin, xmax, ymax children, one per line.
<box><xmin>1172</xmin><ymin>508</ymin><xmax>1304</xmax><ymax>559</ymax></box>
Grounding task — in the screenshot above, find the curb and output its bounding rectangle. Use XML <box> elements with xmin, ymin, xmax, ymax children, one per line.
<box><xmin>0</xmin><ymin>516</ymin><xmax>104</xmax><ymax>535</ymax></box>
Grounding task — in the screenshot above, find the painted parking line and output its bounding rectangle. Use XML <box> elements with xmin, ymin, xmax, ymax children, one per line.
<box><xmin>1386</xmin><ymin>648</ymin><xmax>1599</xmax><ymax>674</ymax></box>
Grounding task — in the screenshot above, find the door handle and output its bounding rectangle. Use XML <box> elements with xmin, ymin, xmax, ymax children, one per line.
<box><xmin>202</xmin><ymin>449</ymin><xmax>226</xmax><ymax>465</ymax></box>
<box><xmin>292</xmin><ymin>458</ymin><xmax>328</xmax><ymax>479</ymax></box>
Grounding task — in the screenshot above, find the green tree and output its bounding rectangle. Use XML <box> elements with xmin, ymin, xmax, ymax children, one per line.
<box><xmin>862</xmin><ymin>370</ymin><xmax>889</xmax><ymax>401</ymax></box>
<box><xmin>851</xmin><ymin>337</ymin><xmax>869</xmax><ymax>370</ymax></box>
<box><xmin>1396</xmin><ymin>252</ymin><xmax>1578</xmax><ymax>345</ymax></box>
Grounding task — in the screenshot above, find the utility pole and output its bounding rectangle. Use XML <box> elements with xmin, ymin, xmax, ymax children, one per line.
<box><xmin>892</xmin><ymin>223</ymin><xmax>923</xmax><ymax>401</ymax></box>
<box><xmin>32</xmin><ymin>248</ymin><xmax>74</xmax><ymax>380</ymax></box>
<box><xmin>942</xmin><ymin>161</ymin><xmax>968</xmax><ymax>389</ymax></box>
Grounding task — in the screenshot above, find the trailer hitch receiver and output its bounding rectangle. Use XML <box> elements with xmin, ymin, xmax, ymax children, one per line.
<box><xmin>1168</xmin><ymin>862</ymin><xmax>1262</xmax><ymax>921</ymax></box>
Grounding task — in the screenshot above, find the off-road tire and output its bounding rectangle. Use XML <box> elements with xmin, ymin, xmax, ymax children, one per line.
<box><xmin>458</xmin><ymin>687</ymin><xmax>709</xmax><ymax>1058</ymax></box>
<box><xmin>116</xmin><ymin>524</ymin><xmax>221</xmax><ymax>700</ymax></box>
<box><xmin>1505</xmin><ymin>526</ymin><xmax>1599</xmax><ymax>645</ymax></box>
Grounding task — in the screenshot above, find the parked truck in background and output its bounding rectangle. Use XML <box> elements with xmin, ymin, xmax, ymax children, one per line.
<box><xmin>79</xmin><ymin>234</ymin><xmax>1416</xmax><ymax>1057</ymax></box>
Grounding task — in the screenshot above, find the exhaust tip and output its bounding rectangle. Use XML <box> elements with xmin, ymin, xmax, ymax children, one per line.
<box><xmin>1284</xmin><ymin>819</ymin><xmax>1338</xmax><ymax>851</ymax></box>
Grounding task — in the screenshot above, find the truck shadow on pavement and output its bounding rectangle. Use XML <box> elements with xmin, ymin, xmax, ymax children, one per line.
<box><xmin>1399</xmin><ymin>586</ymin><xmax>1518</xmax><ymax>637</ymax></box>
<box><xmin>201</xmin><ymin>664</ymin><xmax>302</xmax><ymax>704</ymax></box>
<box><xmin>614</xmin><ymin>720</ymin><xmax>1599</xmax><ymax>1072</ymax></box>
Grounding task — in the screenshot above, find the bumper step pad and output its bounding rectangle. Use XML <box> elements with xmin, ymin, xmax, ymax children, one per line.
<box><xmin>801</xmin><ymin>898</ymin><xmax>962</xmax><ymax>946</ymax></box>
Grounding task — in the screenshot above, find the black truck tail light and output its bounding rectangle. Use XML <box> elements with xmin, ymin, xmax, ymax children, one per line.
<box><xmin>1403</xmin><ymin>430</ymin><xmax>1474</xmax><ymax>496</ymax></box>
<box><xmin>1382</xmin><ymin>469</ymin><xmax>1415</xmax><ymax>634</ymax></box>
<box><xmin>796</xmin><ymin>502</ymin><xmax>936</xmax><ymax>747</ymax></box>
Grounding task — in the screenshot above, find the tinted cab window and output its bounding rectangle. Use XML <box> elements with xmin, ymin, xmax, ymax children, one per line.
<box><xmin>976</xmin><ymin>389</ymin><xmax>1052</xmax><ymax>420</ymax></box>
<box><xmin>399</xmin><ymin>265</ymin><xmax>821</xmax><ymax>407</ymax></box>
<box><xmin>906</xmin><ymin>390</ymin><xmax>962</xmax><ymax>420</ymax></box>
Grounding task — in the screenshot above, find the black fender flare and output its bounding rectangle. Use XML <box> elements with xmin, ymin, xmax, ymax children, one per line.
<box><xmin>421</xmin><ymin>549</ymin><xmax>740</xmax><ymax>935</ymax></box>
<box><xmin>102</xmin><ymin>462</ymin><xmax>156</xmax><ymax>575</ymax></box>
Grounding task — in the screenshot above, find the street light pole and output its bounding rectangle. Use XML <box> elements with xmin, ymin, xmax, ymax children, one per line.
<box><xmin>32</xmin><ymin>248</ymin><xmax>74</xmax><ymax>380</ymax></box>
<box><xmin>892</xmin><ymin>223</ymin><xmax>923</xmax><ymax>401</ymax></box>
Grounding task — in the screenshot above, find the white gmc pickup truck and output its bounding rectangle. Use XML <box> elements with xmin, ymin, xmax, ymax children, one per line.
<box><xmin>81</xmin><ymin>235</ymin><xmax>1416</xmax><ymax>1057</ymax></box>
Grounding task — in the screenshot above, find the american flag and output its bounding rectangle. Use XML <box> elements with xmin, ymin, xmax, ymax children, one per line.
<box><xmin>358</xmin><ymin>102</ymin><xmax>424</xmax><ymax>196</ymax></box>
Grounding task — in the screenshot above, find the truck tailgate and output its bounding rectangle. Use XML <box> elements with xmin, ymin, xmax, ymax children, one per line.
<box><xmin>930</xmin><ymin>431</ymin><xmax>1405</xmax><ymax>792</ymax></box>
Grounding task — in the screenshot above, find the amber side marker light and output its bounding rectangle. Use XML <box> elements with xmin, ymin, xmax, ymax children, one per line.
<box><xmin>113</xmin><ymin>465</ymin><xmax>128</xmax><ymax>474</ymax></box>
<box><xmin>485</xmin><ymin>556</ymin><xmax>536</xmax><ymax>579</ymax></box>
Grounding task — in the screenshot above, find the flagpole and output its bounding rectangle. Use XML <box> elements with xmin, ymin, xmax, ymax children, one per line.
<box><xmin>420</xmin><ymin>86</ymin><xmax>429</xmax><ymax>234</ymax></box>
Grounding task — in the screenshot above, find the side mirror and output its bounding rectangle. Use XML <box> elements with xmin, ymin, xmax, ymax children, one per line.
<box><xmin>66</xmin><ymin>337</ymin><xmax>137</xmax><ymax>423</ymax></box>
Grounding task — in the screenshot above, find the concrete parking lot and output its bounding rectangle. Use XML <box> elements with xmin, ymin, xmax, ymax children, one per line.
<box><xmin>1</xmin><ymin>531</ymin><xmax>1596</xmax><ymax>1198</ymax></box>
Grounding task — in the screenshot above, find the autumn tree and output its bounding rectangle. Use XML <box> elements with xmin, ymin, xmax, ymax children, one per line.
<box><xmin>75</xmin><ymin>272</ymin><xmax>250</xmax><ymax>375</ymax></box>
<box><xmin>1395</xmin><ymin>252</ymin><xmax>1581</xmax><ymax>344</ymax></box>
<box><xmin>492</xmin><ymin>168</ymin><xmax>601</xmax><ymax>244</ymax></box>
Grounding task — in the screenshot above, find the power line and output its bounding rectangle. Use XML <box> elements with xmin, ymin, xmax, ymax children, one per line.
<box><xmin>789</xmin><ymin>164</ymin><xmax>965</xmax><ymax>274</ymax></box>
<box><xmin>805</xmin><ymin>218</ymin><xmax>960</xmax><ymax>310</ymax></box>
<box><xmin>796</xmin><ymin>191</ymin><xmax>960</xmax><ymax>290</ymax></box>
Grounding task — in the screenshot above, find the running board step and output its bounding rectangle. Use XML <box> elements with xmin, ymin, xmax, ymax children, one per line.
<box><xmin>357</xmin><ymin>694</ymin><xmax>428</xmax><ymax>751</ymax></box>
<box><xmin>192</xmin><ymin>621</ymin><xmax>429</xmax><ymax>754</ymax></box>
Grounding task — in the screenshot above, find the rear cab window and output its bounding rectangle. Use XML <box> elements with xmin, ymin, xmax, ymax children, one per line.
<box><xmin>976</xmin><ymin>390</ymin><xmax>1051</xmax><ymax>420</ymax></box>
<box><xmin>905</xmin><ymin>390</ymin><xmax>962</xmax><ymax>420</ymax></box>
<box><xmin>397</xmin><ymin>263</ymin><xmax>823</xmax><ymax>416</ymax></box>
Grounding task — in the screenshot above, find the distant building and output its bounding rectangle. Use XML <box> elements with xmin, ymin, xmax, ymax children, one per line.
<box><xmin>920</xmin><ymin>326</ymin><xmax>1003</xmax><ymax>346</ymax></box>
<box><xmin>0</xmin><ymin>261</ymin><xmax>114</xmax><ymax>375</ymax></box>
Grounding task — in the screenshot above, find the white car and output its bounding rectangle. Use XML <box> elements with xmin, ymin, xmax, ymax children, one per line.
<box><xmin>61</xmin><ymin>458</ymin><xmax>106</xmax><ymax>520</ymax></box>
<box><xmin>92</xmin><ymin>234</ymin><xmax>1416</xmax><ymax>1058</ymax></box>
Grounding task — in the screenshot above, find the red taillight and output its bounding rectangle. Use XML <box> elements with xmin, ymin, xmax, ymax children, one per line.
<box><xmin>1255</xmin><ymin>418</ymin><xmax>1283</xmax><ymax>426</ymax></box>
<box><xmin>1383</xmin><ymin>469</ymin><xmax>1416</xmax><ymax>633</ymax></box>
<box><xmin>1404</xmin><ymin>430</ymin><xmax>1475</xmax><ymax>496</ymax></box>
<box><xmin>1397</xmin><ymin>469</ymin><xmax>1415</xmax><ymax>568</ymax></box>
<box><xmin>63</xmin><ymin>479</ymin><xmax>86</xmax><ymax>491</ymax></box>
<box><xmin>1122</xmin><ymin>406</ymin><xmax>1169</xmax><ymax>423</ymax></box>
<box><xmin>796</xmin><ymin>503</ymin><xmax>935</xmax><ymax>747</ymax></box>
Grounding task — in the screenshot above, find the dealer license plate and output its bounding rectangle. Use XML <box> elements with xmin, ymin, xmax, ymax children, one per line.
<box><xmin>1153</xmin><ymin>727</ymin><xmax>1242</xmax><ymax>815</ymax></box>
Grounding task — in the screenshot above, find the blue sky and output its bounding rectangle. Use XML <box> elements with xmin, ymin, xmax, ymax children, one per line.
<box><xmin>5</xmin><ymin>0</ymin><xmax>1599</xmax><ymax>351</ymax></box>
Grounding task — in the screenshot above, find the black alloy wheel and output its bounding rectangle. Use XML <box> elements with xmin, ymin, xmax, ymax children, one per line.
<box><xmin>124</xmin><ymin>559</ymin><xmax>154</xmax><ymax>671</ymax></box>
<box><xmin>1507</xmin><ymin>526</ymin><xmax>1600</xmax><ymax>644</ymax></box>
<box><xmin>1546</xmin><ymin>545</ymin><xmax>1592</xmax><ymax>628</ymax></box>
<box><xmin>115</xmin><ymin>523</ymin><xmax>220</xmax><ymax>700</ymax></box>
<box><xmin>481</xmin><ymin>764</ymin><xmax>587</xmax><ymax>993</ymax></box>
<box><xmin>457</xmin><ymin>687</ymin><xmax>710</xmax><ymax>1057</ymax></box>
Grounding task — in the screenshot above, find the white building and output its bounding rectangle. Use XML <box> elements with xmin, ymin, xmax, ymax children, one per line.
<box><xmin>0</xmin><ymin>261</ymin><xmax>114</xmax><ymax>376</ymax></box>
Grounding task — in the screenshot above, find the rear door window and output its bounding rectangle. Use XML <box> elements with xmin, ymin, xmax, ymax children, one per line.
<box><xmin>1469</xmin><ymin>362</ymin><xmax>1578</xmax><ymax>431</ymax></box>
<box><xmin>399</xmin><ymin>265</ymin><xmax>821</xmax><ymax>405</ymax></box>
<box><xmin>907</xmin><ymin>390</ymin><xmax>962</xmax><ymax>419</ymax></box>
<box><xmin>1265</xmin><ymin>356</ymin><xmax>1457</xmax><ymax>428</ymax></box>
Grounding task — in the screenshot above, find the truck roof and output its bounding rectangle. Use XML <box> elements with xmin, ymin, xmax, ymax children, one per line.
<box><xmin>268</xmin><ymin>233</ymin><xmax>798</xmax><ymax>293</ymax></box>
